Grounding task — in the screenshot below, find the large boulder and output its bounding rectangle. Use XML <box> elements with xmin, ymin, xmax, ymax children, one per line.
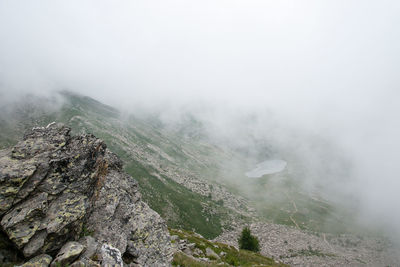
<box><xmin>0</xmin><ymin>124</ymin><xmax>172</xmax><ymax>266</ymax></box>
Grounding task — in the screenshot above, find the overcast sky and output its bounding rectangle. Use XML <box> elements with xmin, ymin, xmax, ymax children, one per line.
<box><xmin>1</xmin><ymin>0</ymin><xmax>400</xmax><ymax>236</ymax></box>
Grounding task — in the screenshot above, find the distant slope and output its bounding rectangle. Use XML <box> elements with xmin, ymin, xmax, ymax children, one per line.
<box><xmin>0</xmin><ymin>91</ymin><xmax>362</xmax><ymax>238</ymax></box>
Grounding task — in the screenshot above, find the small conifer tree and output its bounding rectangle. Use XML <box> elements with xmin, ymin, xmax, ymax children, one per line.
<box><xmin>238</xmin><ymin>227</ymin><xmax>260</xmax><ymax>252</ymax></box>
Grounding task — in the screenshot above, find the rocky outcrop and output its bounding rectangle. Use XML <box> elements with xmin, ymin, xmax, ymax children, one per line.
<box><xmin>0</xmin><ymin>124</ymin><xmax>172</xmax><ymax>266</ymax></box>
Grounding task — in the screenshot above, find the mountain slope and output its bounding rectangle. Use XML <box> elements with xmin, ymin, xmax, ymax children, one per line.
<box><xmin>2</xmin><ymin>91</ymin><xmax>399</xmax><ymax>266</ymax></box>
<box><xmin>0</xmin><ymin>92</ymin><xmax>253</xmax><ymax>239</ymax></box>
<box><xmin>0</xmin><ymin>91</ymin><xmax>370</xmax><ymax>238</ymax></box>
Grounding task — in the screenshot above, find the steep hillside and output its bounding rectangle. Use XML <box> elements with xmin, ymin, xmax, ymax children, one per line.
<box><xmin>0</xmin><ymin>92</ymin><xmax>254</xmax><ymax>239</ymax></box>
<box><xmin>0</xmin><ymin>91</ymin><xmax>369</xmax><ymax>237</ymax></box>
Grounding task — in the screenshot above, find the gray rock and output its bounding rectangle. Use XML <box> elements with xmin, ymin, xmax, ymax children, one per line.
<box><xmin>74</xmin><ymin>258</ymin><xmax>101</xmax><ymax>267</ymax></box>
<box><xmin>88</xmin><ymin>154</ymin><xmax>172</xmax><ymax>266</ymax></box>
<box><xmin>69</xmin><ymin>260</ymin><xmax>86</xmax><ymax>267</ymax></box>
<box><xmin>0</xmin><ymin>124</ymin><xmax>172</xmax><ymax>265</ymax></box>
<box><xmin>21</xmin><ymin>254</ymin><xmax>52</xmax><ymax>267</ymax></box>
<box><xmin>101</xmin><ymin>244</ymin><xmax>123</xmax><ymax>267</ymax></box>
<box><xmin>193</xmin><ymin>248</ymin><xmax>204</xmax><ymax>257</ymax></box>
<box><xmin>182</xmin><ymin>247</ymin><xmax>193</xmax><ymax>255</ymax></box>
<box><xmin>1</xmin><ymin>192</ymin><xmax>48</xmax><ymax>249</ymax></box>
<box><xmin>198</xmin><ymin>257</ymin><xmax>210</xmax><ymax>262</ymax></box>
<box><xmin>78</xmin><ymin>236</ymin><xmax>98</xmax><ymax>260</ymax></box>
<box><xmin>51</xmin><ymin>241</ymin><xmax>84</xmax><ymax>267</ymax></box>
<box><xmin>205</xmin><ymin>247</ymin><xmax>220</xmax><ymax>259</ymax></box>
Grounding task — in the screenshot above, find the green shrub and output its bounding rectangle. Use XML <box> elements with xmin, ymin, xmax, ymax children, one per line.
<box><xmin>238</xmin><ymin>227</ymin><xmax>260</xmax><ymax>252</ymax></box>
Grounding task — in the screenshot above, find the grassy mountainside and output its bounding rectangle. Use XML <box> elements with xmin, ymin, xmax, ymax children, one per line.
<box><xmin>0</xmin><ymin>92</ymin><xmax>250</xmax><ymax>238</ymax></box>
<box><xmin>0</xmin><ymin>91</ymin><xmax>359</xmax><ymax>238</ymax></box>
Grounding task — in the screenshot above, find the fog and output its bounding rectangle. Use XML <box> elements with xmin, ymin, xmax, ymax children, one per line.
<box><xmin>1</xmin><ymin>1</ymin><xmax>400</xmax><ymax>237</ymax></box>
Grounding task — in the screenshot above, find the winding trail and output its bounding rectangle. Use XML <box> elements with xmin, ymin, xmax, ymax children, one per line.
<box><xmin>322</xmin><ymin>233</ymin><xmax>334</xmax><ymax>251</ymax></box>
<box><xmin>292</xmin><ymin>200</ymin><xmax>298</xmax><ymax>213</ymax></box>
<box><xmin>286</xmin><ymin>192</ymin><xmax>334</xmax><ymax>250</ymax></box>
<box><xmin>284</xmin><ymin>191</ymin><xmax>300</xmax><ymax>229</ymax></box>
<box><xmin>289</xmin><ymin>215</ymin><xmax>300</xmax><ymax>229</ymax></box>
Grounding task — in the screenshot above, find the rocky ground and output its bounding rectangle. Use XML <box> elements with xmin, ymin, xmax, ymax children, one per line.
<box><xmin>0</xmin><ymin>124</ymin><xmax>172</xmax><ymax>266</ymax></box>
<box><xmin>169</xmin><ymin>228</ymin><xmax>288</xmax><ymax>266</ymax></box>
<box><xmin>215</xmin><ymin>222</ymin><xmax>400</xmax><ymax>266</ymax></box>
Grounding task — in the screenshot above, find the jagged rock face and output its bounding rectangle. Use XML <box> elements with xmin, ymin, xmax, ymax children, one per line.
<box><xmin>0</xmin><ymin>124</ymin><xmax>172</xmax><ymax>266</ymax></box>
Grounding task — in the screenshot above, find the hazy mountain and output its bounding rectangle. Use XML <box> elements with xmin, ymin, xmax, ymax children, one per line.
<box><xmin>0</xmin><ymin>91</ymin><xmax>253</xmax><ymax>239</ymax></box>
<box><xmin>0</xmin><ymin>91</ymin><xmax>361</xmax><ymax>238</ymax></box>
<box><xmin>1</xmin><ymin>91</ymin><xmax>399</xmax><ymax>266</ymax></box>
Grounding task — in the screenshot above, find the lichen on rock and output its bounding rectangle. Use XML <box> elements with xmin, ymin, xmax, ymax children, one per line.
<box><xmin>21</xmin><ymin>254</ymin><xmax>52</xmax><ymax>267</ymax></box>
<box><xmin>0</xmin><ymin>123</ymin><xmax>172</xmax><ymax>266</ymax></box>
<box><xmin>51</xmin><ymin>241</ymin><xmax>84</xmax><ymax>266</ymax></box>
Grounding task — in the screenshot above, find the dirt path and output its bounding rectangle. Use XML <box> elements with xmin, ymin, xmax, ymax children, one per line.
<box><xmin>284</xmin><ymin>191</ymin><xmax>300</xmax><ymax>229</ymax></box>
